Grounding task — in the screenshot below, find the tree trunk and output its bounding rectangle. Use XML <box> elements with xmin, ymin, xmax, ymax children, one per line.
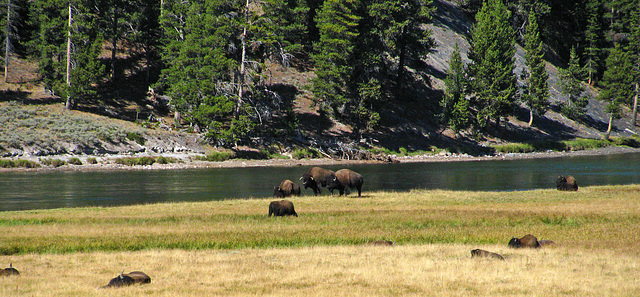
<box><xmin>111</xmin><ymin>8</ymin><xmax>118</xmax><ymax>81</ymax></box>
<box><xmin>633</xmin><ymin>82</ymin><xmax>638</xmax><ymax>126</ymax></box>
<box><xmin>235</xmin><ymin>0</ymin><xmax>249</xmax><ymax>119</ymax></box>
<box><xmin>604</xmin><ymin>115</ymin><xmax>613</xmax><ymax>140</ymax></box>
<box><xmin>528</xmin><ymin>109</ymin><xmax>534</xmax><ymax>126</ymax></box>
<box><xmin>4</xmin><ymin>0</ymin><xmax>10</xmax><ymax>83</ymax></box>
<box><xmin>65</xmin><ymin>4</ymin><xmax>73</xmax><ymax>110</ymax></box>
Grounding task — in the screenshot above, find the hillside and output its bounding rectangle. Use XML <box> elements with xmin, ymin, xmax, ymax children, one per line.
<box><xmin>1</xmin><ymin>0</ymin><xmax>638</xmax><ymax>160</ymax></box>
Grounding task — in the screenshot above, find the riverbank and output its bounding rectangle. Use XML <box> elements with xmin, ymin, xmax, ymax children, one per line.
<box><xmin>2</xmin><ymin>145</ymin><xmax>640</xmax><ymax>173</ymax></box>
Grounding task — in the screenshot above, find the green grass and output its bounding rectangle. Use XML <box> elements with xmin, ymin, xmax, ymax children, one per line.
<box><xmin>0</xmin><ymin>159</ymin><xmax>40</xmax><ymax>168</ymax></box>
<box><xmin>493</xmin><ymin>137</ymin><xmax>640</xmax><ymax>154</ymax></box>
<box><xmin>113</xmin><ymin>156</ymin><xmax>179</xmax><ymax>166</ymax></box>
<box><xmin>1</xmin><ymin>185</ymin><xmax>639</xmax><ymax>255</ymax></box>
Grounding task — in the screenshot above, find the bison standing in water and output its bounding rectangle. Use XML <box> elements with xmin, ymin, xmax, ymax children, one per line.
<box><xmin>556</xmin><ymin>175</ymin><xmax>578</xmax><ymax>191</ymax></box>
<box><xmin>508</xmin><ymin>234</ymin><xmax>541</xmax><ymax>248</ymax></box>
<box><xmin>102</xmin><ymin>271</ymin><xmax>151</xmax><ymax>288</ymax></box>
<box><xmin>300</xmin><ymin>167</ymin><xmax>336</xmax><ymax>195</ymax></box>
<box><xmin>327</xmin><ymin>169</ymin><xmax>364</xmax><ymax>196</ymax></box>
<box><xmin>268</xmin><ymin>200</ymin><xmax>298</xmax><ymax>217</ymax></box>
<box><xmin>273</xmin><ymin>180</ymin><xmax>301</xmax><ymax>198</ymax></box>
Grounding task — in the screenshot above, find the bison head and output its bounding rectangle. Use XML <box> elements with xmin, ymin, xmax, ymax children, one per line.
<box><xmin>273</xmin><ymin>186</ymin><xmax>285</xmax><ymax>198</ymax></box>
<box><xmin>300</xmin><ymin>173</ymin><xmax>316</xmax><ymax>189</ymax></box>
<box><xmin>508</xmin><ymin>237</ymin><xmax>520</xmax><ymax>248</ymax></box>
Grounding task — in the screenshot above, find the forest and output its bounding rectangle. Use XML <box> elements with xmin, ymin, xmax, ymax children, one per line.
<box><xmin>1</xmin><ymin>0</ymin><xmax>639</xmax><ymax>149</ymax></box>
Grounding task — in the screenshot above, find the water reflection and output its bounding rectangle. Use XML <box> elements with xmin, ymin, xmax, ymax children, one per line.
<box><xmin>1</xmin><ymin>152</ymin><xmax>639</xmax><ymax>211</ymax></box>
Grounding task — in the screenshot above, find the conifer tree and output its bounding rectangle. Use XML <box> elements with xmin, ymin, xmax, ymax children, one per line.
<box><xmin>522</xmin><ymin>9</ymin><xmax>549</xmax><ymax>127</ymax></box>
<box><xmin>584</xmin><ymin>0</ymin><xmax>604</xmax><ymax>85</ymax></box>
<box><xmin>558</xmin><ymin>47</ymin><xmax>590</xmax><ymax>121</ymax></box>
<box><xmin>598</xmin><ymin>44</ymin><xmax>634</xmax><ymax>139</ymax></box>
<box><xmin>467</xmin><ymin>0</ymin><xmax>516</xmax><ymax>129</ymax></box>
<box><xmin>441</xmin><ymin>43</ymin><xmax>470</xmax><ymax>134</ymax></box>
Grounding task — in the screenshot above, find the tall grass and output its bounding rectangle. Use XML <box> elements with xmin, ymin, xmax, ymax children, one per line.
<box><xmin>2</xmin><ymin>185</ymin><xmax>639</xmax><ymax>255</ymax></box>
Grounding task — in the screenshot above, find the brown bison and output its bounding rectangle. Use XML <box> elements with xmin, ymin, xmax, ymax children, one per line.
<box><xmin>268</xmin><ymin>200</ymin><xmax>298</xmax><ymax>217</ymax></box>
<box><xmin>470</xmin><ymin>249</ymin><xmax>505</xmax><ymax>260</ymax></box>
<box><xmin>0</xmin><ymin>263</ymin><xmax>19</xmax><ymax>276</ymax></box>
<box><xmin>300</xmin><ymin>167</ymin><xmax>336</xmax><ymax>195</ymax></box>
<box><xmin>556</xmin><ymin>175</ymin><xmax>578</xmax><ymax>191</ymax></box>
<box><xmin>367</xmin><ymin>240</ymin><xmax>394</xmax><ymax>246</ymax></box>
<box><xmin>508</xmin><ymin>234</ymin><xmax>541</xmax><ymax>248</ymax></box>
<box><xmin>327</xmin><ymin>169</ymin><xmax>364</xmax><ymax>196</ymax></box>
<box><xmin>273</xmin><ymin>180</ymin><xmax>301</xmax><ymax>198</ymax></box>
<box><xmin>102</xmin><ymin>271</ymin><xmax>151</xmax><ymax>288</ymax></box>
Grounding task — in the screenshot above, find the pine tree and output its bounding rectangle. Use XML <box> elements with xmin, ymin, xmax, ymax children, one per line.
<box><xmin>522</xmin><ymin>9</ymin><xmax>549</xmax><ymax>127</ymax></box>
<box><xmin>598</xmin><ymin>44</ymin><xmax>635</xmax><ymax>139</ymax></box>
<box><xmin>310</xmin><ymin>0</ymin><xmax>360</xmax><ymax>117</ymax></box>
<box><xmin>558</xmin><ymin>47</ymin><xmax>589</xmax><ymax>121</ymax></box>
<box><xmin>584</xmin><ymin>0</ymin><xmax>604</xmax><ymax>85</ymax></box>
<box><xmin>468</xmin><ymin>0</ymin><xmax>516</xmax><ymax>129</ymax></box>
<box><xmin>441</xmin><ymin>43</ymin><xmax>470</xmax><ymax>134</ymax></box>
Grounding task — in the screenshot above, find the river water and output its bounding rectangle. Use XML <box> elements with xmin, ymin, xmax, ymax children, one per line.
<box><xmin>1</xmin><ymin>152</ymin><xmax>639</xmax><ymax>212</ymax></box>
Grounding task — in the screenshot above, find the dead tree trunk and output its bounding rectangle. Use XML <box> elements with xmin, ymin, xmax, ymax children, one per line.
<box><xmin>65</xmin><ymin>4</ymin><xmax>73</xmax><ymax>110</ymax></box>
<box><xmin>235</xmin><ymin>0</ymin><xmax>249</xmax><ymax>119</ymax></box>
<box><xmin>4</xmin><ymin>0</ymin><xmax>11</xmax><ymax>83</ymax></box>
<box><xmin>633</xmin><ymin>83</ymin><xmax>638</xmax><ymax>126</ymax></box>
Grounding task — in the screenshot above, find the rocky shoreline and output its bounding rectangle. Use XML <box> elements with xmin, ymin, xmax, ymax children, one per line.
<box><xmin>3</xmin><ymin>146</ymin><xmax>640</xmax><ymax>173</ymax></box>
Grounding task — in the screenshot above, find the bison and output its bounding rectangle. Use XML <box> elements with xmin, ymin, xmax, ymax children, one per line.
<box><xmin>327</xmin><ymin>169</ymin><xmax>364</xmax><ymax>196</ymax></box>
<box><xmin>268</xmin><ymin>200</ymin><xmax>298</xmax><ymax>217</ymax></box>
<box><xmin>0</xmin><ymin>263</ymin><xmax>19</xmax><ymax>276</ymax></box>
<box><xmin>273</xmin><ymin>180</ymin><xmax>301</xmax><ymax>198</ymax></box>
<box><xmin>508</xmin><ymin>234</ymin><xmax>540</xmax><ymax>248</ymax></box>
<box><xmin>538</xmin><ymin>239</ymin><xmax>556</xmax><ymax>247</ymax></box>
<box><xmin>367</xmin><ymin>240</ymin><xmax>394</xmax><ymax>246</ymax></box>
<box><xmin>470</xmin><ymin>249</ymin><xmax>505</xmax><ymax>260</ymax></box>
<box><xmin>300</xmin><ymin>167</ymin><xmax>336</xmax><ymax>195</ymax></box>
<box><xmin>556</xmin><ymin>175</ymin><xmax>578</xmax><ymax>191</ymax></box>
<box><xmin>102</xmin><ymin>271</ymin><xmax>151</xmax><ymax>288</ymax></box>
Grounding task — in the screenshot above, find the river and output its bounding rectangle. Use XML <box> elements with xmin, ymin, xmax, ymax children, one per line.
<box><xmin>1</xmin><ymin>152</ymin><xmax>639</xmax><ymax>212</ymax></box>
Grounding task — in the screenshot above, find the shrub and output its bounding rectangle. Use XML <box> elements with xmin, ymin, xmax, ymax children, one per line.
<box><xmin>41</xmin><ymin>159</ymin><xmax>67</xmax><ymax>168</ymax></box>
<box><xmin>291</xmin><ymin>148</ymin><xmax>319</xmax><ymax>159</ymax></box>
<box><xmin>126</xmin><ymin>132</ymin><xmax>146</xmax><ymax>145</ymax></box>
<box><xmin>86</xmin><ymin>158</ymin><xmax>98</xmax><ymax>164</ymax></box>
<box><xmin>14</xmin><ymin>159</ymin><xmax>40</xmax><ymax>168</ymax></box>
<box><xmin>562</xmin><ymin>138</ymin><xmax>611</xmax><ymax>151</ymax></box>
<box><xmin>67</xmin><ymin>158</ymin><xmax>83</xmax><ymax>165</ymax></box>
<box><xmin>194</xmin><ymin>151</ymin><xmax>234</xmax><ymax>162</ymax></box>
<box><xmin>115</xmin><ymin>157</ymin><xmax>156</xmax><ymax>166</ymax></box>
<box><xmin>493</xmin><ymin>143</ymin><xmax>535</xmax><ymax>154</ymax></box>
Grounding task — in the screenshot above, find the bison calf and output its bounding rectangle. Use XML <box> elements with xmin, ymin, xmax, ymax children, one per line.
<box><xmin>327</xmin><ymin>169</ymin><xmax>364</xmax><ymax>196</ymax></box>
<box><xmin>102</xmin><ymin>271</ymin><xmax>151</xmax><ymax>288</ymax></box>
<box><xmin>556</xmin><ymin>175</ymin><xmax>578</xmax><ymax>191</ymax></box>
<box><xmin>273</xmin><ymin>180</ymin><xmax>301</xmax><ymax>198</ymax></box>
<box><xmin>268</xmin><ymin>200</ymin><xmax>298</xmax><ymax>217</ymax></box>
<box><xmin>508</xmin><ymin>234</ymin><xmax>541</xmax><ymax>248</ymax></box>
<box><xmin>0</xmin><ymin>264</ymin><xmax>19</xmax><ymax>276</ymax></box>
<box><xmin>471</xmin><ymin>249</ymin><xmax>505</xmax><ymax>260</ymax></box>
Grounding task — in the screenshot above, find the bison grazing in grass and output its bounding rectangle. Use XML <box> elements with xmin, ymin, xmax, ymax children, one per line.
<box><xmin>300</xmin><ymin>167</ymin><xmax>336</xmax><ymax>195</ymax></box>
<box><xmin>0</xmin><ymin>263</ymin><xmax>19</xmax><ymax>276</ymax></box>
<box><xmin>102</xmin><ymin>271</ymin><xmax>151</xmax><ymax>288</ymax></box>
<box><xmin>327</xmin><ymin>169</ymin><xmax>364</xmax><ymax>196</ymax></box>
<box><xmin>268</xmin><ymin>200</ymin><xmax>298</xmax><ymax>217</ymax></box>
<box><xmin>556</xmin><ymin>175</ymin><xmax>578</xmax><ymax>191</ymax></box>
<box><xmin>471</xmin><ymin>249</ymin><xmax>505</xmax><ymax>260</ymax></box>
<box><xmin>508</xmin><ymin>234</ymin><xmax>541</xmax><ymax>248</ymax></box>
<box><xmin>273</xmin><ymin>180</ymin><xmax>301</xmax><ymax>198</ymax></box>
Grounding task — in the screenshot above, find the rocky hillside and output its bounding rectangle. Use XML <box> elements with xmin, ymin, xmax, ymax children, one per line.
<box><xmin>1</xmin><ymin>0</ymin><xmax>638</xmax><ymax>159</ymax></box>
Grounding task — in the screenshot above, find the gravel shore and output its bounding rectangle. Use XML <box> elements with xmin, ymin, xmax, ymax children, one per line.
<box><xmin>3</xmin><ymin>146</ymin><xmax>640</xmax><ymax>173</ymax></box>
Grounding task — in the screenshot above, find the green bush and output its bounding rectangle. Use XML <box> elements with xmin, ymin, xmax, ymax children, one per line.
<box><xmin>67</xmin><ymin>157</ymin><xmax>83</xmax><ymax>165</ymax></box>
<box><xmin>493</xmin><ymin>143</ymin><xmax>536</xmax><ymax>154</ymax></box>
<box><xmin>194</xmin><ymin>151</ymin><xmax>234</xmax><ymax>162</ymax></box>
<box><xmin>41</xmin><ymin>159</ymin><xmax>67</xmax><ymax>167</ymax></box>
<box><xmin>115</xmin><ymin>156</ymin><xmax>156</xmax><ymax>166</ymax></box>
<box><xmin>86</xmin><ymin>158</ymin><xmax>98</xmax><ymax>164</ymax></box>
<box><xmin>126</xmin><ymin>132</ymin><xmax>146</xmax><ymax>145</ymax></box>
<box><xmin>291</xmin><ymin>148</ymin><xmax>320</xmax><ymax>159</ymax></box>
<box><xmin>562</xmin><ymin>138</ymin><xmax>611</xmax><ymax>151</ymax></box>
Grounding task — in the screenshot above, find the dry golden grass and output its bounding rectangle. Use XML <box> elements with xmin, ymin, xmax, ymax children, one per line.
<box><xmin>1</xmin><ymin>244</ymin><xmax>639</xmax><ymax>296</ymax></box>
<box><xmin>1</xmin><ymin>185</ymin><xmax>640</xmax><ymax>295</ymax></box>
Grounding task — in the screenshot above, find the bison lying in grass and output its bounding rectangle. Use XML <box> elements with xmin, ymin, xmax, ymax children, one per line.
<box><xmin>0</xmin><ymin>263</ymin><xmax>19</xmax><ymax>276</ymax></box>
<box><xmin>102</xmin><ymin>271</ymin><xmax>151</xmax><ymax>288</ymax></box>
<box><xmin>508</xmin><ymin>234</ymin><xmax>541</xmax><ymax>248</ymax></box>
<box><xmin>470</xmin><ymin>249</ymin><xmax>505</xmax><ymax>260</ymax></box>
<box><xmin>556</xmin><ymin>175</ymin><xmax>578</xmax><ymax>191</ymax></box>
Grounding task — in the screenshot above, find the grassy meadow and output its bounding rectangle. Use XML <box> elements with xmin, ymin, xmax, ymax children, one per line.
<box><xmin>1</xmin><ymin>185</ymin><xmax>640</xmax><ymax>296</ymax></box>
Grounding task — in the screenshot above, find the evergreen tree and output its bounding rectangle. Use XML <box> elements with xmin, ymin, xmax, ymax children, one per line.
<box><xmin>558</xmin><ymin>47</ymin><xmax>590</xmax><ymax>121</ymax></box>
<box><xmin>468</xmin><ymin>0</ymin><xmax>516</xmax><ymax>129</ymax></box>
<box><xmin>584</xmin><ymin>0</ymin><xmax>604</xmax><ymax>85</ymax></box>
<box><xmin>598</xmin><ymin>44</ymin><xmax>635</xmax><ymax>139</ymax></box>
<box><xmin>441</xmin><ymin>43</ymin><xmax>471</xmax><ymax>134</ymax></box>
<box><xmin>522</xmin><ymin>9</ymin><xmax>549</xmax><ymax>126</ymax></box>
<box><xmin>310</xmin><ymin>0</ymin><xmax>360</xmax><ymax>118</ymax></box>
